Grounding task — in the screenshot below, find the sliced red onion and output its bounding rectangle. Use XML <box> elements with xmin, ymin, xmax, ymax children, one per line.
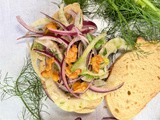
<box><xmin>66</xmin><ymin>24</ymin><xmax>74</xmax><ymax>31</ymax></box>
<box><xmin>66</xmin><ymin>36</ymin><xmax>84</xmax><ymax>53</ymax></box>
<box><xmin>89</xmin><ymin>82</ymin><xmax>124</xmax><ymax>93</ymax></box>
<box><xmin>38</xmin><ymin>36</ymin><xmax>68</xmax><ymax>47</ymax></box>
<box><xmin>35</xmin><ymin>48</ymin><xmax>62</xmax><ymax>83</ymax></box>
<box><xmin>17</xmin><ymin>34</ymin><xmax>43</xmax><ymax>40</ymax></box>
<box><xmin>48</xmin><ymin>27</ymin><xmax>94</xmax><ymax>36</ymax></box>
<box><xmin>59</xmin><ymin>37</ymin><xmax>70</xmax><ymax>44</ymax></box>
<box><xmin>73</xmin><ymin>28</ymin><xmax>89</xmax><ymax>47</ymax></box>
<box><xmin>78</xmin><ymin>34</ymin><xmax>89</xmax><ymax>44</ymax></box>
<box><xmin>64</xmin><ymin>35</ymin><xmax>88</xmax><ymax>52</ymax></box>
<box><xmin>68</xmin><ymin>76</ymin><xmax>82</xmax><ymax>83</ymax></box>
<box><xmin>61</xmin><ymin>58</ymin><xmax>79</xmax><ymax>98</ymax></box>
<box><xmin>33</xmin><ymin>49</ymin><xmax>61</xmax><ymax>65</ymax></box>
<box><xmin>56</xmin><ymin>82</ymin><xmax>68</xmax><ymax>92</ymax></box>
<box><xmin>36</xmin><ymin>49</ymin><xmax>62</xmax><ymax>83</ymax></box>
<box><xmin>16</xmin><ymin>16</ymin><xmax>44</xmax><ymax>34</ymax></box>
<box><xmin>67</xmin><ymin>20</ymin><xmax>97</xmax><ymax>32</ymax></box>
<box><xmin>48</xmin><ymin>28</ymin><xmax>77</xmax><ymax>36</ymax></box>
<box><xmin>73</xmin><ymin>27</ymin><xmax>82</xmax><ymax>36</ymax></box>
<box><xmin>83</xmin><ymin>21</ymin><xmax>97</xmax><ymax>33</ymax></box>
<box><xmin>82</xmin><ymin>28</ymin><xmax>94</xmax><ymax>34</ymax></box>
<box><xmin>40</xmin><ymin>12</ymin><xmax>67</xmax><ymax>30</ymax></box>
<box><xmin>40</xmin><ymin>12</ymin><xmax>72</xmax><ymax>41</ymax></box>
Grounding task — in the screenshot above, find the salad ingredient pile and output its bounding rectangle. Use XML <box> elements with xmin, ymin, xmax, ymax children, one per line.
<box><xmin>1</xmin><ymin>1</ymin><xmax>159</xmax><ymax>120</ymax></box>
<box><xmin>17</xmin><ymin>3</ymin><xmax>128</xmax><ymax>99</ymax></box>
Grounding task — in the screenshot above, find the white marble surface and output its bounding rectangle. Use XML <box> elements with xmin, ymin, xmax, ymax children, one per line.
<box><xmin>0</xmin><ymin>0</ymin><xmax>160</xmax><ymax>120</ymax></box>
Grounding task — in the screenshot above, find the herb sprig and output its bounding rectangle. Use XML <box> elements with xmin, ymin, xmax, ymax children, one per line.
<box><xmin>0</xmin><ymin>57</ymin><xmax>46</xmax><ymax>120</ymax></box>
<box><xmin>64</xmin><ymin>0</ymin><xmax>160</xmax><ymax>47</ymax></box>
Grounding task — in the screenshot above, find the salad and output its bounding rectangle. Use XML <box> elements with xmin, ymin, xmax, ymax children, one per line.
<box><xmin>16</xmin><ymin>3</ymin><xmax>129</xmax><ymax>112</ymax></box>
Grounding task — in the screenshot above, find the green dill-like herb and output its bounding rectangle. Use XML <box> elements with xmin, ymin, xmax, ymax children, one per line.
<box><xmin>134</xmin><ymin>49</ymin><xmax>153</xmax><ymax>59</ymax></box>
<box><xmin>102</xmin><ymin>48</ymin><xmax>107</xmax><ymax>56</ymax></box>
<box><xmin>0</xmin><ymin>57</ymin><xmax>46</xmax><ymax>120</ymax></box>
<box><xmin>64</xmin><ymin>0</ymin><xmax>160</xmax><ymax>48</ymax></box>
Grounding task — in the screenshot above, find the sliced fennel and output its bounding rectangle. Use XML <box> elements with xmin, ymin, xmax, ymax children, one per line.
<box><xmin>71</xmin><ymin>33</ymin><xmax>106</xmax><ymax>72</ymax></box>
<box><xmin>99</xmin><ymin>37</ymin><xmax>131</xmax><ymax>57</ymax></box>
<box><xmin>74</xmin><ymin>12</ymin><xmax>83</xmax><ymax>30</ymax></box>
<box><xmin>31</xmin><ymin>17</ymin><xmax>51</xmax><ymax>28</ymax></box>
<box><xmin>71</xmin><ymin>36</ymin><xmax>130</xmax><ymax>80</ymax></box>
<box><xmin>59</xmin><ymin>4</ymin><xmax>69</xmax><ymax>26</ymax></box>
<box><xmin>86</xmin><ymin>33</ymin><xmax>106</xmax><ymax>49</ymax></box>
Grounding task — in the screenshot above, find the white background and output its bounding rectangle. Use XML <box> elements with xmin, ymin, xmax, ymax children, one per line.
<box><xmin>0</xmin><ymin>0</ymin><xmax>160</xmax><ymax>120</ymax></box>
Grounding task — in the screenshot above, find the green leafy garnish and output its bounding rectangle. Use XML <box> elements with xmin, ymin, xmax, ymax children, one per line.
<box><xmin>64</xmin><ymin>0</ymin><xmax>160</xmax><ymax>47</ymax></box>
<box><xmin>102</xmin><ymin>48</ymin><xmax>107</xmax><ymax>56</ymax></box>
<box><xmin>0</xmin><ymin>57</ymin><xmax>46</xmax><ymax>120</ymax></box>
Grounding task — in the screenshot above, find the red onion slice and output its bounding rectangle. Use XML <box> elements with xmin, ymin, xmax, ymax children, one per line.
<box><xmin>38</xmin><ymin>36</ymin><xmax>68</xmax><ymax>47</ymax></box>
<box><xmin>89</xmin><ymin>82</ymin><xmax>124</xmax><ymax>93</ymax></box>
<box><xmin>66</xmin><ymin>36</ymin><xmax>86</xmax><ymax>53</ymax></box>
<box><xmin>56</xmin><ymin>82</ymin><xmax>68</xmax><ymax>92</ymax></box>
<box><xmin>68</xmin><ymin>76</ymin><xmax>83</xmax><ymax>83</ymax></box>
<box><xmin>33</xmin><ymin>49</ymin><xmax>61</xmax><ymax>65</ymax></box>
<box><xmin>61</xmin><ymin>58</ymin><xmax>79</xmax><ymax>98</ymax></box>
<box><xmin>48</xmin><ymin>27</ymin><xmax>94</xmax><ymax>36</ymax></box>
<box><xmin>66</xmin><ymin>24</ymin><xmax>74</xmax><ymax>31</ymax></box>
<box><xmin>40</xmin><ymin>12</ymin><xmax>67</xmax><ymax>30</ymax></box>
<box><xmin>41</xmin><ymin>12</ymin><xmax>72</xmax><ymax>41</ymax></box>
<box><xmin>78</xmin><ymin>34</ymin><xmax>89</xmax><ymax>44</ymax></box>
<box><xmin>83</xmin><ymin>21</ymin><xmax>97</xmax><ymax>33</ymax></box>
<box><xmin>67</xmin><ymin>20</ymin><xmax>97</xmax><ymax>32</ymax></box>
<box><xmin>16</xmin><ymin>16</ymin><xmax>44</xmax><ymax>34</ymax></box>
<box><xmin>73</xmin><ymin>27</ymin><xmax>82</xmax><ymax>36</ymax></box>
<box><xmin>48</xmin><ymin>28</ymin><xmax>77</xmax><ymax>36</ymax></box>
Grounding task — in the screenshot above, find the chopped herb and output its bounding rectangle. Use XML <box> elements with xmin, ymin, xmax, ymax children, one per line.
<box><xmin>102</xmin><ymin>48</ymin><xmax>107</xmax><ymax>56</ymax></box>
<box><xmin>86</xmin><ymin>33</ymin><xmax>93</xmax><ymax>42</ymax></box>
